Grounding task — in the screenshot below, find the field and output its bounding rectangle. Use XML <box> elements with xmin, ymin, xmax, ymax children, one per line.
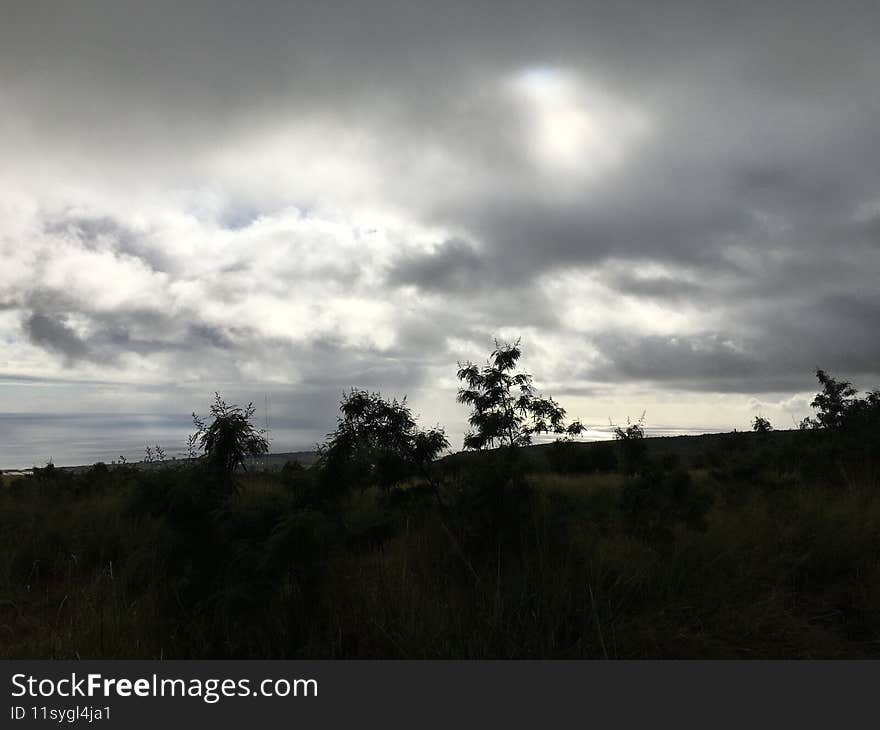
<box><xmin>2</xmin><ymin>429</ymin><xmax>879</xmax><ymax>659</ymax></box>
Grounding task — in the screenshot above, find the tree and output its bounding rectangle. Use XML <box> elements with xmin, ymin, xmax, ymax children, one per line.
<box><xmin>317</xmin><ymin>389</ymin><xmax>448</xmax><ymax>497</ymax></box>
<box><xmin>847</xmin><ymin>389</ymin><xmax>880</xmax><ymax>431</ymax></box>
<box><xmin>191</xmin><ymin>393</ymin><xmax>269</xmax><ymax>480</ymax></box>
<box><xmin>456</xmin><ymin>339</ymin><xmax>584</xmax><ymax>451</ymax></box>
<box><xmin>317</xmin><ymin>389</ymin><xmax>482</xmax><ymax>580</ymax></box>
<box><xmin>800</xmin><ymin>369</ymin><xmax>880</xmax><ymax>433</ymax></box>
<box><xmin>809</xmin><ymin>369</ymin><xmax>858</xmax><ymax>429</ymax></box>
<box><xmin>752</xmin><ymin>415</ymin><xmax>773</xmax><ymax>433</ymax></box>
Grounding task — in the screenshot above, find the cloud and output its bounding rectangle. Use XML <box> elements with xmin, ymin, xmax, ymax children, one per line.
<box><xmin>1</xmin><ymin>1</ymin><xmax>879</xmax><ymax>463</ymax></box>
<box><xmin>588</xmin><ymin>333</ymin><xmax>761</xmax><ymax>389</ymax></box>
<box><xmin>388</xmin><ymin>238</ymin><xmax>485</xmax><ymax>292</ymax></box>
<box><xmin>23</xmin><ymin>313</ymin><xmax>90</xmax><ymax>364</ymax></box>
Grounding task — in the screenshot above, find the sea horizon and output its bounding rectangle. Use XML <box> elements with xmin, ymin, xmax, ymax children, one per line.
<box><xmin>0</xmin><ymin>412</ymin><xmax>735</xmax><ymax>471</ymax></box>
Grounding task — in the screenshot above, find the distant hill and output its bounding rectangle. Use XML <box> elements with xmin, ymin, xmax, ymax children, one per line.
<box><xmin>1</xmin><ymin>450</ymin><xmax>319</xmax><ymax>476</ymax></box>
<box><xmin>242</xmin><ymin>451</ymin><xmax>319</xmax><ymax>471</ymax></box>
<box><xmin>440</xmin><ymin>429</ymin><xmax>804</xmax><ymax>471</ymax></box>
<box><xmin>2</xmin><ymin>430</ymin><xmax>804</xmax><ymax>476</ymax></box>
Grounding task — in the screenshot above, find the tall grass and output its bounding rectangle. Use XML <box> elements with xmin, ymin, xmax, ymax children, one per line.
<box><xmin>2</xmin><ymin>432</ymin><xmax>879</xmax><ymax>658</ymax></box>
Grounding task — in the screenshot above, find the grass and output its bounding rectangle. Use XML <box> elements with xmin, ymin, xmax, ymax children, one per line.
<box><xmin>2</xmin><ymin>432</ymin><xmax>880</xmax><ymax>658</ymax></box>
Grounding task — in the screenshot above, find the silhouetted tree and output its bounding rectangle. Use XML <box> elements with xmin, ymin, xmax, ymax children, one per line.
<box><xmin>799</xmin><ymin>370</ymin><xmax>880</xmax><ymax>435</ymax></box>
<box><xmin>456</xmin><ymin>339</ymin><xmax>584</xmax><ymax>451</ymax></box>
<box><xmin>317</xmin><ymin>389</ymin><xmax>448</xmax><ymax>497</ymax></box>
<box><xmin>847</xmin><ymin>389</ymin><xmax>880</xmax><ymax>431</ymax></box>
<box><xmin>807</xmin><ymin>369</ymin><xmax>858</xmax><ymax>429</ymax></box>
<box><xmin>191</xmin><ymin>393</ymin><xmax>268</xmax><ymax>481</ymax></box>
<box><xmin>752</xmin><ymin>415</ymin><xmax>773</xmax><ymax>433</ymax></box>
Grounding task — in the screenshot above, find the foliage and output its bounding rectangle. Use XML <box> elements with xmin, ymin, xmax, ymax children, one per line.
<box><xmin>456</xmin><ymin>339</ymin><xmax>584</xmax><ymax>451</ymax></box>
<box><xmin>805</xmin><ymin>369</ymin><xmax>859</xmax><ymax>429</ymax></box>
<box><xmin>752</xmin><ymin>415</ymin><xmax>773</xmax><ymax>433</ymax></box>
<box><xmin>613</xmin><ymin>414</ymin><xmax>648</xmax><ymax>475</ymax></box>
<box><xmin>4</xmin><ymin>360</ymin><xmax>880</xmax><ymax>659</ymax></box>
<box><xmin>798</xmin><ymin>368</ymin><xmax>880</xmax><ymax>433</ymax></box>
<box><xmin>797</xmin><ymin>371</ymin><xmax>880</xmax><ymax>487</ymax></box>
<box><xmin>143</xmin><ymin>445</ymin><xmax>166</xmax><ymax>463</ymax></box>
<box><xmin>5</xmin><ymin>426</ymin><xmax>880</xmax><ymax>659</ymax></box>
<box><xmin>317</xmin><ymin>389</ymin><xmax>448</xmax><ymax>498</ymax></box>
<box><xmin>847</xmin><ymin>389</ymin><xmax>880</xmax><ymax>431</ymax></box>
<box><xmin>191</xmin><ymin>393</ymin><xmax>269</xmax><ymax>479</ymax></box>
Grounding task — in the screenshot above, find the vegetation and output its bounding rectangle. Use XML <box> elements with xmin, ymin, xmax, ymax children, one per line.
<box><xmin>316</xmin><ymin>389</ymin><xmax>448</xmax><ymax>500</ymax></box>
<box><xmin>192</xmin><ymin>394</ymin><xmax>269</xmax><ymax>482</ymax></box>
<box><xmin>456</xmin><ymin>339</ymin><xmax>584</xmax><ymax>450</ymax></box>
<box><xmin>612</xmin><ymin>413</ymin><xmax>648</xmax><ymax>475</ymax></box>
<box><xmin>1</xmin><ymin>349</ymin><xmax>879</xmax><ymax>658</ymax></box>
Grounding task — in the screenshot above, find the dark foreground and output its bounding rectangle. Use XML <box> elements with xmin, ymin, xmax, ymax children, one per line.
<box><xmin>2</xmin><ymin>428</ymin><xmax>879</xmax><ymax>659</ymax></box>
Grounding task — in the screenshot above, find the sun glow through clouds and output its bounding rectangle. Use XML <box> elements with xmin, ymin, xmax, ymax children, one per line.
<box><xmin>510</xmin><ymin>67</ymin><xmax>650</xmax><ymax>177</ymax></box>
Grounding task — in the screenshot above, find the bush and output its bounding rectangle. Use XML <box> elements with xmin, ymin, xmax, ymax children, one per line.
<box><xmin>614</xmin><ymin>417</ymin><xmax>648</xmax><ymax>475</ymax></box>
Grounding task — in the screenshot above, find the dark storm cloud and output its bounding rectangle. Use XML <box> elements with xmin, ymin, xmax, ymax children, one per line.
<box><xmin>388</xmin><ymin>238</ymin><xmax>485</xmax><ymax>292</ymax></box>
<box><xmin>750</xmin><ymin>293</ymin><xmax>880</xmax><ymax>378</ymax></box>
<box><xmin>3</xmin><ymin>1</ymin><xmax>874</xmax><ymax>191</ymax></box>
<box><xmin>20</xmin><ymin>299</ymin><xmax>242</xmax><ymax>371</ymax></box>
<box><xmin>596</xmin><ymin>333</ymin><xmax>753</xmax><ymax>378</ymax></box>
<box><xmin>24</xmin><ymin>313</ymin><xmax>90</xmax><ymax>364</ymax></box>
<box><xmin>607</xmin><ymin>272</ymin><xmax>705</xmax><ymax>302</ymax></box>
<box><xmin>586</xmin><ymin>287</ymin><xmax>880</xmax><ymax>393</ymax></box>
<box><xmin>859</xmin><ymin>210</ymin><xmax>880</xmax><ymax>244</ymax></box>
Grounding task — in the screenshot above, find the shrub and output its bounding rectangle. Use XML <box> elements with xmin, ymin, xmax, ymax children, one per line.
<box><xmin>613</xmin><ymin>415</ymin><xmax>648</xmax><ymax>475</ymax></box>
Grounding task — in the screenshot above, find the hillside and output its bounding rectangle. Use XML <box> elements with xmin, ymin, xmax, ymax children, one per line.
<box><xmin>2</xmin><ymin>419</ymin><xmax>878</xmax><ymax>658</ymax></box>
<box><xmin>1</xmin><ymin>430</ymin><xmax>803</xmax><ymax>478</ymax></box>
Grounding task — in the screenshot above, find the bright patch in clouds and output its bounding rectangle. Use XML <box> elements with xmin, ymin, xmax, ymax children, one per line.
<box><xmin>510</xmin><ymin>67</ymin><xmax>650</xmax><ymax>176</ymax></box>
<box><xmin>539</xmin><ymin>267</ymin><xmax>704</xmax><ymax>336</ymax></box>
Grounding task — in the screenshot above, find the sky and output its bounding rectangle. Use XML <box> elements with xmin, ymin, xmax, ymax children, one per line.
<box><xmin>1</xmin><ymin>1</ymin><xmax>879</xmax><ymax>467</ymax></box>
